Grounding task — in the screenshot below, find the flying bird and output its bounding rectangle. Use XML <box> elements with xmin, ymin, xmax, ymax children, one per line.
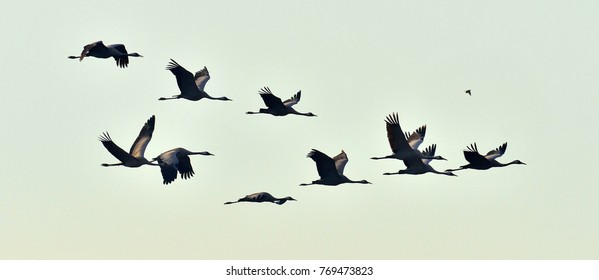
<box><xmin>300</xmin><ymin>149</ymin><xmax>371</xmax><ymax>186</ymax></box>
<box><xmin>371</xmin><ymin>113</ymin><xmax>446</xmax><ymax>161</ymax></box>
<box><xmin>158</xmin><ymin>59</ymin><xmax>232</xmax><ymax>101</ymax></box>
<box><xmin>68</xmin><ymin>41</ymin><xmax>142</xmax><ymax>68</ymax></box>
<box><xmin>224</xmin><ymin>192</ymin><xmax>296</xmax><ymax>205</ymax></box>
<box><xmin>99</xmin><ymin>115</ymin><xmax>157</xmax><ymax>167</ymax></box>
<box><xmin>446</xmin><ymin>142</ymin><xmax>526</xmax><ymax>172</ymax></box>
<box><xmin>383</xmin><ymin>144</ymin><xmax>456</xmax><ymax>176</ymax></box>
<box><xmin>465</xmin><ymin>89</ymin><xmax>471</xmax><ymax>96</ymax></box>
<box><xmin>153</xmin><ymin>148</ymin><xmax>214</xmax><ymax>185</ymax></box>
<box><xmin>246</xmin><ymin>87</ymin><xmax>316</xmax><ymax>116</ymax></box>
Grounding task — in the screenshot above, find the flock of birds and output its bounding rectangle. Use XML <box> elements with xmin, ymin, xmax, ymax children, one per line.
<box><xmin>72</xmin><ymin>40</ymin><xmax>526</xmax><ymax>206</ymax></box>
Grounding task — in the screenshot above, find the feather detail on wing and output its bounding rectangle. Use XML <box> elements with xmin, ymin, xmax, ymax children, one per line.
<box><xmin>332</xmin><ymin>150</ymin><xmax>348</xmax><ymax>175</ymax></box>
<box><xmin>485</xmin><ymin>142</ymin><xmax>507</xmax><ymax>161</ymax></box>
<box><xmin>194</xmin><ymin>67</ymin><xmax>210</xmax><ymax>90</ymax></box>
<box><xmin>129</xmin><ymin>115</ymin><xmax>155</xmax><ymax>158</ymax></box>
<box><xmin>282</xmin><ymin>91</ymin><xmax>301</xmax><ymax>107</ymax></box>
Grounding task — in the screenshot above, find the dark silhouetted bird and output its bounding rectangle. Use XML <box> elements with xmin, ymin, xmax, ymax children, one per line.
<box><xmin>301</xmin><ymin>149</ymin><xmax>370</xmax><ymax>186</ymax></box>
<box><xmin>159</xmin><ymin>59</ymin><xmax>231</xmax><ymax>101</ymax></box>
<box><xmin>383</xmin><ymin>144</ymin><xmax>456</xmax><ymax>176</ymax></box>
<box><xmin>246</xmin><ymin>87</ymin><xmax>316</xmax><ymax>116</ymax></box>
<box><xmin>446</xmin><ymin>142</ymin><xmax>525</xmax><ymax>172</ymax></box>
<box><xmin>371</xmin><ymin>113</ymin><xmax>445</xmax><ymax>161</ymax></box>
<box><xmin>224</xmin><ymin>192</ymin><xmax>296</xmax><ymax>205</ymax></box>
<box><xmin>99</xmin><ymin>115</ymin><xmax>157</xmax><ymax>167</ymax></box>
<box><xmin>68</xmin><ymin>41</ymin><xmax>142</xmax><ymax>68</ymax></box>
<box><xmin>153</xmin><ymin>148</ymin><xmax>213</xmax><ymax>184</ymax></box>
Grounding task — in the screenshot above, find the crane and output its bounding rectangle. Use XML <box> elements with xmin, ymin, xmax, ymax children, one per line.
<box><xmin>68</xmin><ymin>41</ymin><xmax>142</xmax><ymax>68</ymax></box>
<box><xmin>159</xmin><ymin>59</ymin><xmax>232</xmax><ymax>101</ymax></box>
<box><xmin>246</xmin><ymin>87</ymin><xmax>316</xmax><ymax>116</ymax></box>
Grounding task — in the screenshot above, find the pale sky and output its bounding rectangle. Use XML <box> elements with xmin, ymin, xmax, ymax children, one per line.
<box><xmin>1</xmin><ymin>0</ymin><xmax>598</xmax><ymax>259</ymax></box>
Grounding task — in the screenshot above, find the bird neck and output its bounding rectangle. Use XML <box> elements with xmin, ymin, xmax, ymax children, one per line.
<box><xmin>206</xmin><ymin>95</ymin><xmax>230</xmax><ymax>101</ymax></box>
<box><xmin>189</xmin><ymin>151</ymin><xmax>212</xmax><ymax>156</ymax></box>
<box><xmin>348</xmin><ymin>178</ymin><xmax>370</xmax><ymax>184</ymax></box>
<box><xmin>499</xmin><ymin>160</ymin><xmax>522</xmax><ymax>167</ymax></box>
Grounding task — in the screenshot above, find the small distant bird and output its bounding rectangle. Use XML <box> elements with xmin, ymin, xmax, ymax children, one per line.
<box><xmin>465</xmin><ymin>89</ymin><xmax>471</xmax><ymax>96</ymax></box>
<box><xmin>224</xmin><ymin>192</ymin><xmax>296</xmax><ymax>205</ymax></box>
<box><xmin>446</xmin><ymin>142</ymin><xmax>526</xmax><ymax>172</ymax></box>
<box><xmin>153</xmin><ymin>148</ymin><xmax>214</xmax><ymax>185</ymax></box>
<box><xmin>68</xmin><ymin>41</ymin><xmax>142</xmax><ymax>68</ymax></box>
<box><xmin>99</xmin><ymin>115</ymin><xmax>157</xmax><ymax>167</ymax></box>
<box><xmin>383</xmin><ymin>144</ymin><xmax>456</xmax><ymax>176</ymax></box>
<box><xmin>371</xmin><ymin>113</ymin><xmax>446</xmax><ymax>161</ymax></box>
<box><xmin>159</xmin><ymin>59</ymin><xmax>232</xmax><ymax>101</ymax></box>
<box><xmin>246</xmin><ymin>87</ymin><xmax>316</xmax><ymax>117</ymax></box>
<box><xmin>300</xmin><ymin>149</ymin><xmax>371</xmax><ymax>186</ymax></box>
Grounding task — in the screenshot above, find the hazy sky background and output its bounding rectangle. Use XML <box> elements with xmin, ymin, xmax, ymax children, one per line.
<box><xmin>1</xmin><ymin>0</ymin><xmax>598</xmax><ymax>259</ymax></box>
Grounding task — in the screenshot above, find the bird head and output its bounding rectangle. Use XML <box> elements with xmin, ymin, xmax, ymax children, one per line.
<box><xmin>130</xmin><ymin>53</ymin><xmax>143</xmax><ymax>57</ymax></box>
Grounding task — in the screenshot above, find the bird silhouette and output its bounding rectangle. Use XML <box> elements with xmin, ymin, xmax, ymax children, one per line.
<box><xmin>68</xmin><ymin>41</ymin><xmax>142</xmax><ymax>68</ymax></box>
<box><xmin>371</xmin><ymin>113</ymin><xmax>446</xmax><ymax>161</ymax></box>
<box><xmin>246</xmin><ymin>87</ymin><xmax>316</xmax><ymax>116</ymax></box>
<box><xmin>153</xmin><ymin>148</ymin><xmax>214</xmax><ymax>185</ymax></box>
<box><xmin>158</xmin><ymin>59</ymin><xmax>232</xmax><ymax>101</ymax></box>
<box><xmin>446</xmin><ymin>142</ymin><xmax>526</xmax><ymax>172</ymax></box>
<box><xmin>301</xmin><ymin>149</ymin><xmax>371</xmax><ymax>186</ymax></box>
<box><xmin>99</xmin><ymin>115</ymin><xmax>157</xmax><ymax>167</ymax></box>
<box><xmin>224</xmin><ymin>192</ymin><xmax>296</xmax><ymax>205</ymax></box>
<box><xmin>383</xmin><ymin>144</ymin><xmax>456</xmax><ymax>176</ymax></box>
<box><xmin>465</xmin><ymin>89</ymin><xmax>471</xmax><ymax>96</ymax></box>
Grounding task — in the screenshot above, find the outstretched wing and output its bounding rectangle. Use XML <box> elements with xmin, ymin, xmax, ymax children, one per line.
<box><xmin>166</xmin><ymin>59</ymin><xmax>197</xmax><ymax>96</ymax></box>
<box><xmin>405</xmin><ymin>125</ymin><xmax>426</xmax><ymax>150</ymax></box>
<box><xmin>463</xmin><ymin>143</ymin><xmax>490</xmax><ymax>165</ymax></box>
<box><xmin>332</xmin><ymin>150</ymin><xmax>349</xmax><ymax>175</ymax></box>
<box><xmin>158</xmin><ymin>163</ymin><xmax>177</xmax><ymax>185</ymax></box>
<box><xmin>99</xmin><ymin>132</ymin><xmax>136</xmax><ymax>163</ymax></box>
<box><xmin>129</xmin><ymin>115</ymin><xmax>155</xmax><ymax>159</ymax></box>
<box><xmin>421</xmin><ymin>144</ymin><xmax>438</xmax><ymax>165</ymax></box>
<box><xmin>384</xmin><ymin>113</ymin><xmax>412</xmax><ymax>153</ymax></box>
<box><xmin>282</xmin><ymin>91</ymin><xmax>301</xmax><ymax>107</ymax></box>
<box><xmin>258</xmin><ymin>87</ymin><xmax>286</xmax><ymax>110</ymax></box>
<box><xmin>307</xmin><ymin>149</ymin><xmax>339</xmax><ymax>180</ymax></box>
<box><xmin>485</xmin><ymin>142</ymin><xmax>507</xmax><ymax>161</ymax></box>
<box><xmin>194</xmin><ymin>67</ymin><xmax>210</xmax><ymax>90</ymax></box>
<box><xmin>108</xmin><ymin>44</ymin><xmax>129</xmax><ymax>67</ymax></box>
<box><xmin>176</xmin><ymin>153</ymin><xmax>195</xmax><ymax>180</ymax></box>
<box><xmin>156</xmin><ymin>148</ymin><xmax>180</xmax><ymax>185</ymax></box>
<box><xmin>79</xmin><ymin>41</ymin><xmax>106</xmax><ymax>60</ymax></box>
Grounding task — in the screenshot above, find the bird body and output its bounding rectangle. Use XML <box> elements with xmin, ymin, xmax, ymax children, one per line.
<box><xmin>301</xmin><ymin>149</ymin><xmax>370</xmax><ymax>186</ymax></box>
<box><xmin>154</xmin><ymin>148</ymin><xmax>213</xmax><ymax>185</ymax></box>
<box><xmin>446</xmin><ymin>142</ymin><xmax>526</xmax><ymax>172</ymax></box>
<box><xmin>224</xmin><ymin>192</ymin><xmax>296</xmax><ymax>205</ymax></box>
<box><xmin>99</xmin><ymin>115</ymin><xmax>157</xmax><ymax>167</ymax></box>
<box><xmin>246</xmin><ymin>87</ymin><xmax>316</xmax><ymax>117</ymax></box>
<box><xmin>68</xmin><ymin>41</ymin><xmax>142</xmax><ymax>68</ymax></box>
<box><xmin>159</xmin><ymin>59</ymin><xmax>231</xmax><ymax>101</ymax></box>
<box><xmin>371</xmin><ymin>113</ymin><xmax>445</xmax><ymax>161</ymax></box>
<box><xmin>465</xmin><ymin>89</ymin><xmax>472</xmax><ymax>95</ymax></box>
<box><xmin>383</xmin><ymin>144</ymin><xmax>456</xmax><ymax>176</ymax></box>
